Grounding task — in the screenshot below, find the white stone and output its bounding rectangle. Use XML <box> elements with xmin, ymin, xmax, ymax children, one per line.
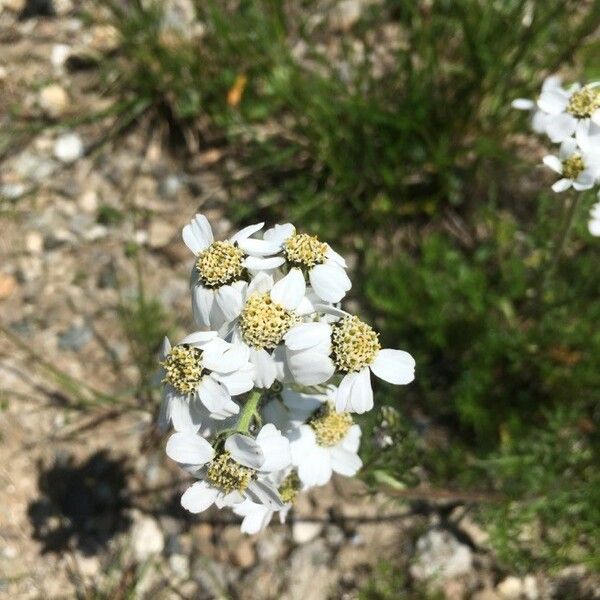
<box><xmin>497</xmin><ymin>576</ymin><xmax>524</xmax><ymax>599</ymax></box>
<box><xmin>523</xmin><ymin>575</ymin><xmax>539</xmax><ymax>599</ymax></box>
<box><xmin>329</xmin><ymin>0</ymin><xmax>362</xmax><ymax>31</ymax></box>
<box><xmin>292</xmin><ymin>521</ymin><xmax>323</xmax><ymax>544</ymax></box>
<box><xmin>25</xmin><ymin>231</ymin><xmax>44</xmax><ymax>254</ymax></box>
<box><xmin>78</xmin><ymin>190</ymin><xmax>98</xmax><ymax>213</ymax></box>
<box><xmin>38</xmin><ymin>84</ymin><xmax>69</xmax><ymax>118</ymax></box>
<box><xmin>130</xmin><ymin>514</ymin><xmax>165</xmax><ymax>562</ymax></box>
<box><xmin>54</xmin><ymin>133</ymin><xmax>84</xmax><ymax>163</ymax></box>
<box><xmin>410</xmin><ymin>529</ymin><xmax>473</xmax><ymax>582</ymax></box>
<box><xmin>51</xmin><ymin>44</ymin><xmax>71</xmax><ymax>69</ymax></box>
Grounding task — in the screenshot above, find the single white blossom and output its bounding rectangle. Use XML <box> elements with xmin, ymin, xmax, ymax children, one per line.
<box><xmin>283</xmin><ymin>307</ymin><xmax>415</xmax><ymax>412</ymax></box>
<box><xmin>543</xmin><ymin>138</ymin><xmax>600</xmax><ymax>193</ymax></box>
<box><xmin>183</xmin><ymin>214</ymin><xmax>284</xmax><ymax>330</ymax></box>
<box><xmin>229</xmin><ymin>271</ymin><xmax>319</xmax><ymax>388</ymax></box>
<box><xmin>537</xmin><ymin>81</ymin><xmax>600</xmax><ymax>150</ymax></box>
<box><xmin>263</xmin><ymin>223</ymin><xmax>352</xmax><ymax>303</ymax></box>
<box><xmin>168</xmin><ymin>424</ymin><xmax>291</xmax><ymax>513</ymax></box>
<box><xmin>158</xmin><ymin>332</ymin><xmax>255</xmax><ymax>428</ymax></box>
<box><xmin>512</xmin><ymin>75</ymin><xmax>562</xmax><ymax>135</ymax></box>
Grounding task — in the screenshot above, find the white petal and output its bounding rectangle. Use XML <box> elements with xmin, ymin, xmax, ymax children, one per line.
<box><xmin>270</xmin><ymin>268</ymin><xmax>306</xmax><ymax>310</ymax></box>
<box><xmin>588</xmin><ymin>217</ymin><xmax>600</xmax><ymax>236</ymax></box>
<box><xmin>296</xmin><ymin>446</ymin><xmax>332</xmax><ymax>487</ymax></box>
<box><xmin>191</xmin><ymin>285</ymin><xmax>215</xmax><ymax>328</ymax></box>
<box><xmin>160</xmin><ymin>336</ymin><xmax>172</xmax><ymax>359</ymax></box>
<box><xmin>287</xmin><ymin>349</ymin><xmax>335</xmax><ymax>386</ymax></box>
<box><xmin>247</xmin><ymin>272</ymin><xmax>274</xmax><ymax>295</ymax></box>
<box><xmin>243</xmin><ymin>255</ymin><xmax>286</xmax><ymax>271</ymax></box>
<box><xmin>198</xmin><ymin>376</ymin><xmax>239</xmax><ymax>416</ymax></box>
<box><xmin>241</xmin><ymin>507</ymin><xmax>273</xmax><ymax>534</ymax></box>
<box><xmin>559</xmin><ymin>137</ymin><xmax>578</xmax><ymax>158</ymax></box>
<box><xmin>575</xmin><ymin>119</ymin><xmax>592</xmax><ymax>152</ymax></box>
<box><xmin>309</xmin><ymin>263</ymin><xmax>352</xmax><ymax>303</ymax></box>
<box><xmin>371</xmin><ymin>349</ymin><xmax>416</xmax><ymax>385</ymax></box>
<box><xmin>214</xmin><ymin>285</ymin><xmax>244</xmax><ymax>323</ymax></box>
<box><xmin>226</xmin><ymin>433</ymin><xmax>265</xmax><ymax>469</ymax></box>
<box><xmin>182</xmin><ymin>214</ymin><xmax>213</xmax><ymax>255</ymax></box>
<box><xmin>546</xmin><ymin>113</ymin><xmax>576</xmax><ymax>143</ymax></box>
<box><xmin>214</xmin><ymin>364</ymin><xmax>255</xmax><ymax>396</ymax></box>
<box><xmin>342</xmin><ymin>424</ymin><xmax>362</xmax><ymax>453</ymax></box>
<box><xmin>237</xmin><ymin>238</ymin><xmax>281</xmax><ymax>257</ymax></box>
<box><xmin>229</xmin><ymin>222</ymin><xmax>264</xmax><ymax>244</ymax></box>
<box><xmin>181</xmin><ymin>482</ymin><xmax>219</xmax><ymax>513</ymax></box>
<box><xmin>542</xmin><ymin>155</ymin><xmax>563</xmax><ymax>174</ymax></box>
<box><xmin>262</xmin><ymin>223</ymin><xmax>295</xmax><ymax>245</ymax></box>
<box><xmin>531</xmin><ymin>111</ymin><xmax>550</xmax><ymax>134</ymax></box>
<box><xmin>170</xmin><ymin>395</ymin><xmax>199</xmax><ymax>433</ymax></box>
<box><xmin>511</xmin><ymin>98</ymin><xmax>535</xmax><ymax>110</ymax></box>
<box><xmin>249</xmin><ymin>348</ymin><xmax>277</xmax><ymax>388</ymax></box>
<box><xmin>246</xmin><ymin>480</ymin><xmax>285</xmax><ymax>509</ymax></box>
<box><xmin>203</xmin><ymin>339</ymin><xmax>250</xmax><ymax>373</ymax></box>
<box><xmin>330</xmin><ymin>447</ymin><xmax>362</xmax><ymax>476</ymax></box>
<box><xmin>256</xmin><ymin>424</ymin><xmax>291</xmax><ymax>472</ymax></box>
<box><xmin>166</xmin><ymin>431</ymin><xmax>215</xmax><ymax>465</ymax></box>
<box><xmin>179</xmin><ymin>330</ymin><xmax>219</xmax><ymax>347</ymax></box>
<box><xmin>284</xmin><ymin>321</ymin><xmax>332</xmax><ymax>350</ymax></box>
<box><xmin>552</xmin><ymin>178</ymin><xmax>572</xmax><ymax>192</ymax></box>
<box><xmin>592</xmin><ymin>108</ymin><xmax>600</xmax><ymax>126</ymax></box>
<box><xmin>537</xmin><ymin>88</ymin><xmax>569</xmax><ymax>114</ymax></box>
<box><xmin>325</xmin><ymin>246</ymin><xmax>347</xmax><ymax>267</ymax></box>
<box><xmin>335</xmin><ymin>369</ymin><xmax>373</xmax><ymax>414</ymax></box>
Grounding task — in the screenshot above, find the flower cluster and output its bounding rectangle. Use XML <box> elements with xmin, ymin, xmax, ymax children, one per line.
<box><xmin>159</xmin><ymin>215</ymin><xmax>415</xmax><ymax>532</ymax></box>
<box><xmin>512</xmin><ymin>77</ymin><xmax>600</xmax><ymax>235</ymax></box>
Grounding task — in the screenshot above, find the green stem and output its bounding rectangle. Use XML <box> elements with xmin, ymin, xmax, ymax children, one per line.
<box><xmin>537</xmin><ymin>192</ymin><xmax>581</xmax><ymax>301</ymax></box>
<box><xmin>236</xmin><ymin>389</ymin><xmax>262</xmax><ymax>433</ymax></box>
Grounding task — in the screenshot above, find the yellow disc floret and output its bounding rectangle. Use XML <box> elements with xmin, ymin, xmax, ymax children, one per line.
<box><xmin>278</xmin><ymin>471</ymin><xmax>301</xmax><ymax>503</ymax></box>
<box><xmin>284</xmin><ymin>233</ymin><xmax>328</xmax><ymax>269</ymax></box>
<box><xmin>239</xmin><ymin>292</ymin><xmax>301</xmax><ymax>349</ymax></box>
<box><xmin>162</xmin><ymin>344</ymin><xmax>204</xmax><ymax>394</ymax></box>
<box><xmin>566</xmin><ymin>87</ymin><xmax>600</xmax><ymax>119</ymax></box>
<box><xmin>196</xmin><ymin>241</ymin><xmax>245</xmax><ymax>288</ymax></box>
<box><xmin>562</xmin><ymin>154</ymin><xmax>585</xmax><ymax>180</ymax></box>
<box><xmin>206</xmin><ymin>451</ymin><xmax>255</xmax><ymax>494</ymax></box>
<box><xmin>331</xmin><ymin>315</ymin><xmax>381</xmax><ymax>373</ymax></box>
<box><xmin>308</xmin><ymin>404</ymin><xmax>353</xmax><ymax>447</ymax></box>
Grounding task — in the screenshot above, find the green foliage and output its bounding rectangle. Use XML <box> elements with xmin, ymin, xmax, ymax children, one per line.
<box><xmin>229</xmin><ymin>0</ymin><xmax>600</xmax><ymax>236</ymax></box>
<box><xmin>480</xmin><ymin>406</ymin><xmax>600</xmax><ymax>570</ymax></box>
<box><xmin>356</xmin><ymin>561</ymin><xmax>442</xmax><ymax>600</ymax></box>
<box><xmin>362</xmin><ymin>196</ymin><xmax>600</xmax><ymax>566</ymax></box>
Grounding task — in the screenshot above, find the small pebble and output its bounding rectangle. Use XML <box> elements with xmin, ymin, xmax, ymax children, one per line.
<box><xmin>39</xmin><ymin>84</ymin><xmax>69</xmax><ymax>118</ymax></box>
<box><xmin>54</xmin><ymin>133</ymin><xmax>83</xmax><ymax>163</ymax></box>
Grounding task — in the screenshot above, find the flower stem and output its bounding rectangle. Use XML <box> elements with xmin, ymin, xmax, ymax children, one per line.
<box><xmin>236</xmin><ymin>389</ymin><xmax>262</xmax><ymax>433</ymax></box>
<box><xmin>537</xmin><ymin>192</ymin><xmax>581</xmax><ymax>301</ymax></box>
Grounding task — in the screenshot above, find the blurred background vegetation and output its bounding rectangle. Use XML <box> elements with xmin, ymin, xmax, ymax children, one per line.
<box><xmin>5</xmin><ymin>0</ymin><xmax>600</xmax><ymax>587</ymax></box>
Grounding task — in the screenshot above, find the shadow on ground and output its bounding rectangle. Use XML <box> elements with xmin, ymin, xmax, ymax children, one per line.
<box><xmin>28</xmin><ymin>450</ymin><xmax>133</xmax><ymax>555</ymax></box>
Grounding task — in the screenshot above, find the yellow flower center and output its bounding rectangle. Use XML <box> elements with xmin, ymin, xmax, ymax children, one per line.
<box><xmin>562</xmin><ymin>154</ymin><xmax>585</xmax><ymax>180</ymax></box>
<box><xmin>278</xmin><ymin>471</ymin><xmax>301</xmax><ymax>503</ymax></box>
<box><xmin>206</xmin><ymin>451</ymin><xmax>255</xmax><ymax>494</ymax></box>
<box><xmin>195</xmin><ymin>241</ymin><xmax>245</xmax><ymax>288</ymax></box>
<box><xmin>162</xmin><ymin>345</ymin><xmax>204</xmax><ymax>394</ymax></box>
<box><xmin>308</xmin><ymin>404</ymin><xmax>353</xmax><ymax>447</ymax></box>
<box><xmin>331</xmin><ymin>315</ymin><xmax>381</xmax><ymax>373</ymax></box>
<box><xmin>239</xmin><ymin>292</ymin><xmax>301</xmax><ymax>349</ymax></box>
<box><xmin>284</xmin><ymin>233</ymin><xmax>328</xmax><ymax>269</ymax></box>
<box><xmin>566</xmin><ymin>87</ymin><xmax>600</xmax><ymax>119</ymax></box>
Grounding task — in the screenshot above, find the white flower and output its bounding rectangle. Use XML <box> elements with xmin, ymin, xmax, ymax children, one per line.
<box><xmin>263</xmin><ymin>223</ymin><xmax>352</xmax><ymax>303</ymax></box>
<box><xmin>231</xmin><ymin>469</ymin><xmax>299</xmax><ymax>534</ymax></box>
<box><xmin>158</xmin><ymin>332</ymin><xmax>255</xmax><ymax>428</ymax></box>
<box><xmin>543</xmin><ymin>138</ymin><xmax>600</xmax><ymax>193</ymax></box>
<box><xmin>589</xmin><ymin>197</ymin><xmax>600</xmax><ymax>237</ymax></box>
<box><xmin>512</xmin><ymin>75</ymin><xmax>562</xmax><ymax>135</ymax></box>
<box><xmin>288</xmin><ymin>401</ymin><xmax>362</xmax><ymax>487</ymax></box>
<box><xmin>229</xmin><ymin>270</ymin><xmax>317</xmax><ymax>388</ymax></box>
<box><xmin>167</xmin><ymin>424</ymin><xmax>291</xmax><ymax>513</ymax></box>
<box><xmin>183</xmin><ymin>214</ymin><xmax>284</xmax><ymax>330</ymax></box>
<box><xmin>537</xmin><ymin>81</ymin><xmax>600</xmax><ymax>150</ymax></box>
<box><xmin>283</xmin><ymin>307</ymin><xmax>415</xmax><ymax>413</ymax></box>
